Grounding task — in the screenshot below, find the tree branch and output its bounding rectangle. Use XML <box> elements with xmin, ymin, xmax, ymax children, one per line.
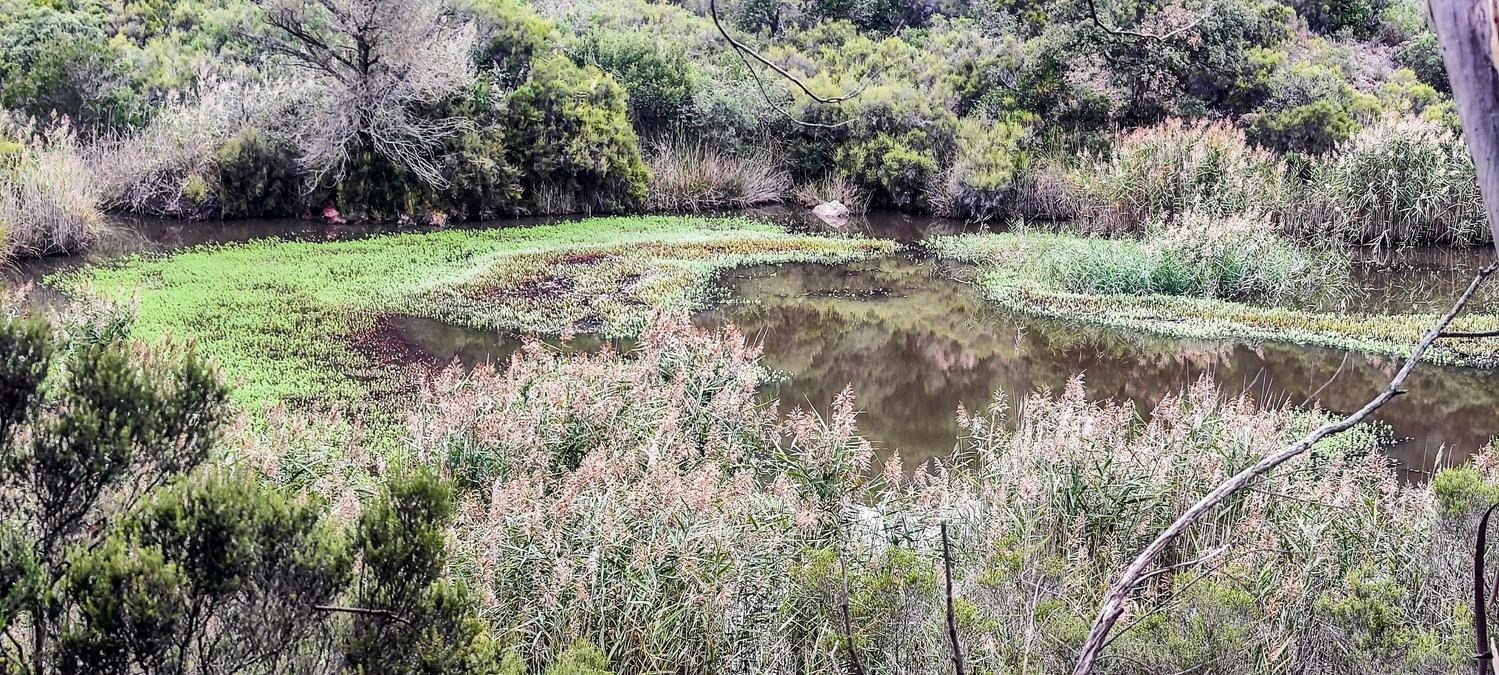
<box><xmin>707</xmin><ymin>0</ymin><xmax>869</xmax><ymax>128</ymax></box>
<box><xmin>1071</xmin><ymin>260</ymin><xmax>1499</xmax><ymax>675</ymax></box>
<box><xmin>941</xmin><ymin>521</ymin><xmax>966</xmax><ymax>675</ymax></box>
<box><xmin>312</xmin><ymin>604</ymin><xmax>411</xmax><ymax>625</ymax></box>
<box><xmin>1084</xmin><ymin>0</ymin><xmax>1201</xmax><ymax>42</ymax></box>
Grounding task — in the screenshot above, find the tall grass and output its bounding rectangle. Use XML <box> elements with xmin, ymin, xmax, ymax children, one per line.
<box><xmin>793</xmin><ymin>173</ymin><xmax>870</xmax><ymax>214</ymax></box>
<box><xmin>0</xmin><ymin>117</ymin><xmax>106</xmax><ymax>258</ymax></box>
<box><xmin>1296</xmin><ymin>114</ymin><xmax>1488</xmax><ymax>247</ymax></box>
<box><xmin>405</xmin><ymin>314</ymin><xmax>1474</xmax><ymax>673</ymax></box>
<box><xmin>1037</xmin><ymin>213</ymin><xmax>1347</xmax><ymax>305</ymax></box>
<box><xmin>645</xmin><ymin>138</ymin><xmax>791</xmax><ymax>212</ymax></box>
<box><xmin>1068</xmin><ymin>119</ymin><xmax>1294</xmax><ymax>233</ymax></box>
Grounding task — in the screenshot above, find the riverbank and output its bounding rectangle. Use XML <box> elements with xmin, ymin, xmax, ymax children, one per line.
<box><xmin>928</xmin><ymin>231</ymin><xmax>1499</xmax><ymax>368</ymax></box>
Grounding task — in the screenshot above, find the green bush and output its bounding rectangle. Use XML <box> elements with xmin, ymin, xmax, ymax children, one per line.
<box><xmin>835</xmin><ymin>132</ymin><xmax>937</xmax><ymax>210</ymax></box>
<box><xmin>506</xmin><ymin>57</ymin><xmax>649</xmax><ymax>214</ymax></box>
<box><xmin>1431</xmin><ymin>465</ymin><xmax>1499</xmax><ymax>517</ymax></box>
<box><xmin>573</xmin><ymin>30</ymin><xmax>698</xmax><ymax>131</ymax></box>
<box><xmin>1396</xmin><ymin>32</ymin><xmax>1450</xmax><ymax>93</ymax></box>
<box><xmin>0</xmin><ymin>0</ymin><xmax>140</xmax><ymax>125</ymax></box>
<box><xmin>931</xmin><ymin>116</ymin><xmax>1031</xmax><ymax>221</ymax></box>
<box><xmin>468</xmin><ymin>0</ymin><xmax>560</xmax><ymax>81</ymax></box>
<box><xmin>212</xmin><ymin>127</ymin><xmax>301</xmax><ymax>218</ymax></box>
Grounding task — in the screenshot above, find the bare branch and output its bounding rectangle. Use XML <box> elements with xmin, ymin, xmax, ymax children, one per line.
<box><xmin>1071</xmin><ymin>260</ymin><xmax>1499</xmax><ymax>675</ymax></box>
<box><xmin>707</xmin><ymin>0</ymin><xmax>868</xmax><ymax>129</ymax></box>
<box><xmin>1440</xmin><ymin>329</ymin><xmax>1499</xmax><ymax>339</ymax></box>
<box><xmin>312</xmin><ymin>604</ymin><xmax>411</xmax><ymax>625</ymax></box>
<box><xmin>1084</xmin><ymin>0</ymin><xmax>1201</xmax><ymax>42</ymax></box>
<box><xmin>940</xmin><ymin>521</ymin><xmax>966</xmax><ymax>675</ymax></box>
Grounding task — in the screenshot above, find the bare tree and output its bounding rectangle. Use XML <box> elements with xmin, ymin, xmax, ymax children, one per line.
<box><xmin>253</xmin><ymin>0</ymin><xmax>475</xmax><ymax>188</ymax></box>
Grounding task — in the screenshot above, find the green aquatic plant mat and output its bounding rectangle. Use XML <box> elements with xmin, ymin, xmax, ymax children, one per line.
<box><xmin>927</xmin><ymin>232</ymin><xmax>1499</xmax><ymax>368</ymax></box>
<box><xmin>60</xmin><ymin>216</ymin><xmax>895</xmax><ymax>411</ymax></box>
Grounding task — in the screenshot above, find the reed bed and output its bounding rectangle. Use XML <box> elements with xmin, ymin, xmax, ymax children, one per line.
<box><xmin>401</xmin><ymin>314</ymin><xmax>1475</xmax><ymax>674</ymax></box>
<box><xmin>1295</xmin><ymin>115</ymin><xmax>1488</xmax><ymax>247</ymax></box>
<box><xmin>0</xmin><ymin>117</ymin><xmax>106</xmax><ymax>258</ymax></box>
<box><xmin>645</xmin><ymin>139</ymin><xmax>791</xmax><ymax>212</ymax></box>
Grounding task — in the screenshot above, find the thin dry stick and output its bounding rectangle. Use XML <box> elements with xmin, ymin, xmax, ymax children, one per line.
<box><xmin>707</xmin><ymin>0</ymin><xmax>867</xmax><ymax>129</ymax></box>
<box><xmin>1071</xmin><ymin>260</ymin><xmax>1499</xmax><ymax>675</ymax></box>
<box><xmin>838</xmin><ymin>547</ymin><xmax>867</xmax><ymax>675</ymax></box>
<box><xmin>940</xmin><ymin>521</ymin><xmax>966</xmax><ymax>675</ymax></box>
<box><xmin>312</xmin><ymin>604</ymin><xmax>411</xmax><ymax>626</ymax></box>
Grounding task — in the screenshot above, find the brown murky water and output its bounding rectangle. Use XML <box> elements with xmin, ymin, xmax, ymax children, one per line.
<box><xmin>7</xmin><ymin>212</ymin><xmax>1499</xmax><ymax>476</ymax></box>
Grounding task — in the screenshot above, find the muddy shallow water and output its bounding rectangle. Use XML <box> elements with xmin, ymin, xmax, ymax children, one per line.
<box><xmin>8</xmin><ymin>211</ymin><xmax>1499</xmax><ymax>476</ymax></box>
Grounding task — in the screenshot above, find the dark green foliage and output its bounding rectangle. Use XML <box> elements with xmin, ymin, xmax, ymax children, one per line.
<box><xmin>0</xmin><ymin>0</ymin><xmax>140</xmax><ymax>125</ymax></box>
<box><xmin>343</xmin><ymin>471</ymin><xmax>497</xmax><ymax>674</ymax></box>
<box><xmin>806</xmin><ymin>0</ymin><xmax>933</xmax><ymax>32</ymax></box>
<box><xmin>469</xmin><ymin>0</ymin><xmax>559</xmax><ymax>83</ymax></box>
<box><xmin>1248</xmin><ymin>99</ymin><xmax>1359</xmax><ymax>155</ymax></box>
<box><xmin>1289</xmin><ymin>0</ymin><xmax>1391</xmax><ymax>36</ymax></box>
<box><xmin>212</xmin><ymin>128</ymin><xmax>302</xmax><ymax>218</ymax></box>
<box><xmin>506</xmin><ymin>57</ymin><xmax>649</xmax><ymax>214</ymax></box>
<box><xmin>58</xmin><ymin>471</ymin><xmax>353</xmax><ymax>673</ymax></box>
<box><xmin>573</xmin><ymin>31</ymin><xmax>697</xmax><ymax>131</ymax></box>
<box><xmin>835</xmin><ymin>133</ymin><xmax>936</xmax><ymax>210</ymax></box>
<box><xmin>1397</xmin><ymin>32</ymin><xmax>1450</xmax><ymax>94</ymax></box>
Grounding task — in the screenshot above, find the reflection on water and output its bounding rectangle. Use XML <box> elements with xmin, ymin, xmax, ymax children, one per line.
<box><xmin>387</xmin><ymin>256</ymin><xmax>1499</xmax><ymax>476</ymax></box>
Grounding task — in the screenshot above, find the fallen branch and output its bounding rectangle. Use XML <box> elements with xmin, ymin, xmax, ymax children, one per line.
<box><xmin>1440</xmin><ymin>329</ymin><xmax>1499</xmax><ymax>339</ymax></box>
<box><xmin>1071</xmin><ymin>260</ymin><xmax>1499</xmax><ymax>675</ymax></box>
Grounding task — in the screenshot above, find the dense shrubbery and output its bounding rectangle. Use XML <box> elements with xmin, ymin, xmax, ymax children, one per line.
<box><xmin>0</xmin><ymin>0</ymin><xmax>1485</xmax><ymax>254</ymax></box>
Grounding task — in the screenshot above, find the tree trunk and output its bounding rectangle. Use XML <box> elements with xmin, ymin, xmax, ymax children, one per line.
<box><xmin>1429</xmin><ymin>0</ymin><xmax>1499</xmax><ymax>252</ymax></box>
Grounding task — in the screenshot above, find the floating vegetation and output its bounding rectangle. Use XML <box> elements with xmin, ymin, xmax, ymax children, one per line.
<box><xmin>59</xmin><ymin>216</ymin><xmax>894</xmax><ymax>411</ymax></box>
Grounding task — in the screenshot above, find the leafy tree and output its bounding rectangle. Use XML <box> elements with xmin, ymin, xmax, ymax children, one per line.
<box><xmin>57</xmin><ymin>471</ymin><xmax>352</xmax><ymax>673</ymax></box>
<box><xmin>0</xmin><ymin>316</ymin><xmax>228</xmax><ymax>671</ymax></box>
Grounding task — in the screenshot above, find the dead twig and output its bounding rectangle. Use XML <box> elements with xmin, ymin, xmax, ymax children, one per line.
<box><xmin>312</xmin><ymin>604</ymin><xmax>411</xmax><ymax>626</ymax></box>
<box><xmin>1072</xmin><ymin>260</ymin><xmax>1499</xmax><ymax>675</ymax></box>
<box><xmin>707</xmin><ymin>0</ymin><xmax>866</xmax><ymax>129</ymax></box>
<box><xmin>941</xmin><ymin>521</ymin><xmax>967</xmax><ymax>675</ymax></box>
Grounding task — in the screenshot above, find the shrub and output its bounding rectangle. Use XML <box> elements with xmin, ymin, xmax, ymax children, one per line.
<box><xmin>0</xmin><ymin>118</ymin><xmax>105</xmax><ymax>258</ymax></box>
<box><xmin>1431</xmin><ymin>464</ymin><xmax>1499</xmax><ymax>517</ymax></box>
<box><xmin>1297</xmin><ymin>114</ymin><xmax>1488</xmax><ymax>246</ymax></box>
<box><xmin>212</xmin><ymin>127</ymin><xmax>301</xmax><ymax>218</ymax></box>
<box><xmin>0</xmin><ymin>0</ymin><xmax>140</xmax><ymax>125</ymax></box>
<box><xmin>506</xmin><ymin>57</ymin><xmax>649</xmax><ymax>214</ymax></box>
<box><xmin>572</xmin><ymin>30</ymin><xmax>698</xmax><ymax>131</ymax></box>
<box><xmin>645</xmin><ymin>137</ymin><xmax>790</xmax><ymax>211</ymax></box>
<box><xmin>468</xmin><ymin>0</ymin><xmax>559</xmax><ymax>82</ymax></box>
<box><xmin>930</xmin><ymin>116</ymin><xmax>1030</xmax><ymax>221</ymax></box>
<box><xmin>835</xmin><ymin>132</ymin><xmax>938</xmax><ymax>210</ymax></box>
<box><xmin>1397</xmin><ymin>32</ymin><xmax>1450</xmax><ymax>93</ymax></box>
